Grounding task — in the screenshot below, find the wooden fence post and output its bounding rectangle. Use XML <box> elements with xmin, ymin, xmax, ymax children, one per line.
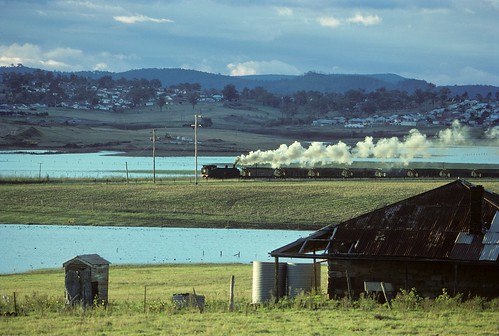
<box><xmin>13</xmin><ymin>292</ymin><xmax>17</xmax><ymax>315</ymax></box>
<box><xmin>229</xmin><ymin>275</ymin><xmax>235</xmax><ymax>312</ymax></box>
<box><xmin>380</xmin><ymin>282</ymin><xmax>392</xmax><ymax>310</ymax></box>
<box><xmin>143</xmin><ymin>285</ymin><xmax>147</xmax><ymax>313</ymax></box>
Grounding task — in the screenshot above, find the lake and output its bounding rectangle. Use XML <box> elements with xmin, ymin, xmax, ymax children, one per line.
<box><xmin>0</xmin><ymin>145</ymin><xmax>497</xmax><ymax>179</ymax></box>
<box><xmin>0</xmin><ymin>224</ymin><xmax>312</xmax><ymax>274</ymax></box>
<box><xmin>0</xmin><ymin>151</ymin><xmax>234</xmax><ymax>178</ymax></box>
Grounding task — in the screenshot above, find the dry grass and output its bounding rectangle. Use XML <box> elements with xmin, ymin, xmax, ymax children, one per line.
<box><xmin>1</xmin><ymin>264</ymin><xmax>498</xmax><ymax>335</ymax></box>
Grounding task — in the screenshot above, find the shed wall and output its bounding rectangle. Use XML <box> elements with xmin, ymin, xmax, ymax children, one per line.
<box><xmin>64</xmin><ymin>263</ymin><xmax>109</xmax><ymax>306</ymax></box>
<box><xmin>328</xmin><ymin>259</ymin><xmax>499</xmax><ymax>299</ymax></box>
<box><xmin>91</xmin><ymin>264</ymin><xmax>109</xmax><ymax>304</ymax></box>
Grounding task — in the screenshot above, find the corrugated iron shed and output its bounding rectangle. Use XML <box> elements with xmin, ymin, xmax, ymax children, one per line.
<box><xmin>271</xmin><ymin>180</ymin><xmax>499</xmax><ymax>263</ymax></box>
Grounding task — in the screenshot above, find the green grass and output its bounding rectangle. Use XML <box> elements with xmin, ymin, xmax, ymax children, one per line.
<box><xmin>1</xmin><ymin>265</ymin><xmax>498</xmax><ymax>335</ymax></box>
<box><xmin>3</xmin><ymin>179</ymin><xmax>496</xmax><ymax>229</ymax></box>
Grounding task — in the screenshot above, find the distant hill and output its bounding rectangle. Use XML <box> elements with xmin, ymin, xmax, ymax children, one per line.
<box><xmin>443</xmin><ymin>85</ymin><xmax>499</xmax><ymax>98</ymax></box>
<box><xmin>79</xmin><ymin>68</ymin><xmax>432</xmax><ymax>94</ymax></box>
<box><xmin>1</xmin><ymin>65</ymin><xmax>498</xmax><ymax>96</ymax></box>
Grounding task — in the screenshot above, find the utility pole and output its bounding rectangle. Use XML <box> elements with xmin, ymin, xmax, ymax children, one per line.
<box><xmin>192</xmin><ymin>115</ymin><xmax>202</xmax><ymax>185</ymax></box>
<box><xmin>151</xmin><ymin>129</ymin><xmax>157</xmax><ymax>184</ymax></box>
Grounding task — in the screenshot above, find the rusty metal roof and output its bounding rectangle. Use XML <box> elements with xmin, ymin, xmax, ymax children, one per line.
<box><xmin>271</xmin><ymin>180</ymin><xmax>499</xmax><ymax>263</ymax></box>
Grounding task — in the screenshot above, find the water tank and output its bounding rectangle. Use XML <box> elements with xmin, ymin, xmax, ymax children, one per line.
<box><xmin>252</xmin><ymin>261</ymin><xmax>286</xmax><ymax>304</ymax></box>
<box><xmin>286</xmin><ymin>262</ymin><xmax>321</xmax><ymax>298</ymax></box>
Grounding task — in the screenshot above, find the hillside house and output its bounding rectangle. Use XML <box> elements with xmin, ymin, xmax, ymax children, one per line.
<box><xmin>271</xmin><ymin>180</ymin><xmax>499</xmax><ymax>299</ymax></box>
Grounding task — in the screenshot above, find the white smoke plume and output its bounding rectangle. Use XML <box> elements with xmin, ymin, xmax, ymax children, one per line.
<box><xmin>236</xmin><ymin>121</ymin><xmax>481</xmax><ymax>168</ymax></box>
<box><xmin>353</xmin><ymin>128</ymin><xmax>431</xmax><ymax>165</ymax></box>
<box><xmin>437</xmin><ymin>119</ymin><xmax>469</xmax><ymax>145</ymax></box>
<box><xmin>236</xmin><ymin>141</ymin><xmax>352</xmax><ymax>168</ymax></box>
<box><xmin>485</xmin><ymin>126</ymin><xmax>499</xmax><ymax>142</ymax></box>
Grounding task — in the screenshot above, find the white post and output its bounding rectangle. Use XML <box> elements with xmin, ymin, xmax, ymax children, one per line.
<box><xmin>125</xmin><ymin>161</ymin><xmax>129</xmax><ymax>184</ymax></box>
<box><xmin>152</xmin><ymin>129</ymin><xmax>156</xmax><ymax>184</ymax></box>
<box><xmin>194</xmin><ymin>115</ymin><xmax>200</xmax><ymax>185</ymax></box>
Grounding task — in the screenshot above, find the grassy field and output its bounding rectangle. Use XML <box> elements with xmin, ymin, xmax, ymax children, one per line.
<box><xmin>2</xmin><ymin>179</ymin><xmax>498</xmax><ymax>229</ymax></box>
<box><xmin>2</xmin><ymin>180</ymin><xmax>499</xmax><ymax>334</ymax></box>
<box><xmin>0</xmin><ymin>102</ymin><xmax>296</xmax><ymax>156</ymax></box>
<box><xmin>0</xmin><ymin>101</ymin><xmax>455</xmax><ymax>157</ymax></box>
<box><xmin>1</xmin><ymin>264</ymin><xmax>498</xmax><ymax>335</ymax></box>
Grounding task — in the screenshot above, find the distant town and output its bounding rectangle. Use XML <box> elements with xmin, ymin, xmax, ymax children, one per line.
<box><xmin>1</xmin><ymin>66</ymin><xmax>498</xmax><ymax>132</ymax></box>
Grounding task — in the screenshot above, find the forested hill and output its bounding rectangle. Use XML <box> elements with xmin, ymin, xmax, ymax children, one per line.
<box><xmin>76</xmin><ymin>68</ymin><xmax>431</xmax><ymax>94</ymax></box>
<box><xmin>1</xmin><ymin>65</ymin><xmax>497</xmax><ymax>96</ymax></box>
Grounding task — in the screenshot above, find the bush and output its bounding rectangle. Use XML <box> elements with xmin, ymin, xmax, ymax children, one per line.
<box><xmin>19</xmin><ymin>292</ymin><xmax>64</xmax><ymax>315</ymax></box>
<box><xmin>391</xmin><ymin>288</ymin><xmax>423</xmax><ymax>310</ymax></box>
<box><xmin>433</xmin><ymin>288</ymin><xmax>462</xmax><ymax>309</ymax></box>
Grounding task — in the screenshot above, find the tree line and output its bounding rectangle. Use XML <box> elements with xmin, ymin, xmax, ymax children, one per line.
<box><xmin>225</xmin><ymin>83</ymin><xmax>498</xmax><ymax>123</ymax></box>
<box><xmin>1</xmin><ymin>71</ymin><xmax>164</xmax><ymax>107</ymax></box>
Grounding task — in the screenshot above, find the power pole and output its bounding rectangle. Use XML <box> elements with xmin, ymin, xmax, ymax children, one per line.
<box><xmin>151</xmin><ymin>129</ymin><xmax>157</xmax><ymax>184</ymax></box>
<box><xmin>192</xmin><ymin>115</ymin><xmax>202</xmax><ymax>185</ymax></box>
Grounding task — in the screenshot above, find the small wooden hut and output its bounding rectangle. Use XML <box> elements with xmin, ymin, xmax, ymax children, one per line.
<box><xmin>63</xmin><ymin>254</ymin><xmax>110</xmax><ymax>306</ymax></box>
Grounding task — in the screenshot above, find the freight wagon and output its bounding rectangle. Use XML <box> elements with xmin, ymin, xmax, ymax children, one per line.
<box><xmin>201</xmin><ymin>164</ymin><xmax>499</xmax><ymax>179</ymax></box>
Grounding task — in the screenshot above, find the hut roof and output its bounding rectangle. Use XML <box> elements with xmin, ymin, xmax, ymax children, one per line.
<box><xmin>271</xmin><ymin>179</ymin><xmax>499</xmax><ymax>263</ymax></box>
<box><xmin>63</xmin><ymin>254</ymin><xmax>111</xmax><ymax>268</ymax></box>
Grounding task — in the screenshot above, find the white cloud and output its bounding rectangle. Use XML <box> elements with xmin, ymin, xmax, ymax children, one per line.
<box><xmin>113</xmin><ymin>14</ymin><xmax>173</xmax><ymax>24</ymax></box>
<box><xmin>227</xmin><ymin>60</ymin><xmax>301</xmax><ymax>76</ymax></box>
<box><xmin>422</xmin><ymin>66</ymin><xmax>499</xmax><ymax>86</ymax></box>
<box><xmin>318</xmin><ymin>13</ymin><xmax>381</xmax><ymax>28</ymax></box>
<box><xmin>181</xmin><ymin>59</ymin><xmax>214</xmax><ymax>74</ymax></box>
<box><xmin>40</xmin><ymin>59</ymin><xmax>73</xmax><ymax>69</ymax></box>
<box><xmin>276</xmin><ymin>7</ymin><xmax>293</xmax><ymax>16</ymax></box>
<box><xmin>0</xmin><ymin>43</ymin><xmax>134</xmax><ymax>72</ymax></box>
<box><xmin>318</xmin><ymin>16</ymin><xmax>342</xmax><ymax>28</ymax></box>
<box><xmin>483</xmin><ymin>0</ymin><xmax>499</xmax><ymax>10</ymax></box>
<box><xmin>453</xmin><ymin>66</ymin><xmax>499</xmax><ymax>85</ymax></box>
<box><xmin>0</xmin><ymin>43</ymin><xmax>42</xmax><ymax>67</ymax></box>
<box><xmin>94</xmin><ymin>63</ymin><xmax>109</xmax><ymax>71</ymax></box>
<box><xmin>45</xmin><ymin>47</ymin><xmax>83</xmax><ymax>60</ymax></box>
<box><xmin>346</xmin><ymin>14</ymin><xmax>381</xmax><ymax>26</ymax></box>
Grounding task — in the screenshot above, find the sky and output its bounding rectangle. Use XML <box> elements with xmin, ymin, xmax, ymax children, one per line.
<box><xmin>1</xmin><ymin>0</ymin><xmax>498</xmax><ymax>86</ymax></box>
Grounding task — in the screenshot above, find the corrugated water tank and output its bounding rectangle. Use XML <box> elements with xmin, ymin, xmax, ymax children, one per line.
<box><xmin>252</xmin><ymin>261</ymin><xmax>286</xmax><ymax>304</ymax></box>
<box><xmin>286</xmin><ymin>262</ymin><xmax>321</xmax><ymax>298</ymax></box>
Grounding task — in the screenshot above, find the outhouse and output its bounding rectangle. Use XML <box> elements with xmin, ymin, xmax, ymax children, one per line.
<box><xmin>63</xmin><ymin>254</ymin><xmax>110</xmax><ymax>306</ymax></box>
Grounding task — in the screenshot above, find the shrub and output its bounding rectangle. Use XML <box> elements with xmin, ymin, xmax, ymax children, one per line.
<box><xmin>391</xmin><ymin>288</ymin><xmax>423</xmax><ymax>310</ymax></box>
<box><xmin>433</xmin><ymin>288</ymin><xmax>462</xmax><ymax>309</ymax></box>
<box><xmin>19</xmin><ymin>292</ymin><xmax>64</xmax><ymax>315</ymax></box>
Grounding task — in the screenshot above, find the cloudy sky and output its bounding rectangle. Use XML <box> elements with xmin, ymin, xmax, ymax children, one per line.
<box><xmin>1</xmin><ymin>0</ymin><xmax>498</xmax><ymax>86</ymax></box>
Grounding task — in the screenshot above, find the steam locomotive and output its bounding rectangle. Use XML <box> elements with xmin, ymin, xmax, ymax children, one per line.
<box><xmin>201</xmin><ymin>163</ymin><xmax>499</xmax><ymax>179</ymax></box>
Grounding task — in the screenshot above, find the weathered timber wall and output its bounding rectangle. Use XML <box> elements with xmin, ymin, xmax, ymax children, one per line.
<box><xmin>91</xmin><ymin>264</ymin><xmax>109</xmax><ymax>304</ymax></box>
<box><xmin>328</xmin><ymin>259</ymin><xmax>499</xmax><ymax>299</ymax></box>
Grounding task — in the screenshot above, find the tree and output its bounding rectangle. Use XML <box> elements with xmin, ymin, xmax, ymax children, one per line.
<box><xmin>157</xmin><ymin>94</ymin><xmax>166</xmax><ymax>112</ymax></box>
<box><xmin>150</xmin><ymin>79</ymin><xmax>162</xmax><ymax>89</ymax></box>
<box><xmin>280</xmin><ymin>96</ymin><xmax>298</xmax><ymax>118</ymax></box>
<box><xmin>413</xmin><ymin>89</ymin><xmax>426</xmax><ymax>107</ymax></box>
<box><xmin>97</xmin><ymin>75</ymin><xmax>113</xmax><ymax>89</ymax></box>
<box><xmin>438</xmin><ymin>87</ymin><xmax>451</xmax><ymax>105</ymax></box>
<box><xmin>222</xmin><ymin>84</ymin><xmax>239</xmax><ymax>102</ymax></box>
<box><xmin>187</xmin><ymin>91</ymin><xmax>200</xmax><ymax>109</ymax></box>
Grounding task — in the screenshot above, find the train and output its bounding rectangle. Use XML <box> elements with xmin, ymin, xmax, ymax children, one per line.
<box><xmin>201</xmin><ymin>163</ymin><xmax>499</xmax><ymax>179</ymax></box>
